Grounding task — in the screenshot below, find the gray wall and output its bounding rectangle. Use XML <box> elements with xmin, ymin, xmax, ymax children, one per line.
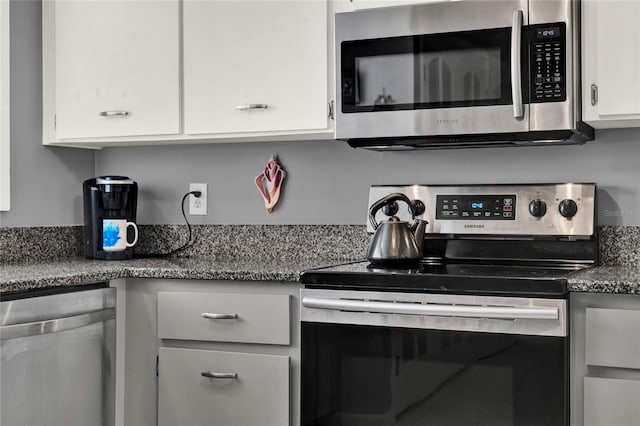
<box><xmin>0</xmin><ymin>0</ymin><xmax>94</xmax><ymax>227</ymax></box>
<box><xmin>95</xmin><ymin>129</ymin><xmax>640</xmax><ymax>226</ymax></box>
<box><xmin>2</xmin><ymin>0</ymin><xmax>639</xmax><ymax>228</ymax></box>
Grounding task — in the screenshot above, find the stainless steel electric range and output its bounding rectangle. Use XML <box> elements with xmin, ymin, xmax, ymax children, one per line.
<box><xmin>300</xmin><ymin>183</ymin><xmax>597</xmax><ymax>426</ymax></box>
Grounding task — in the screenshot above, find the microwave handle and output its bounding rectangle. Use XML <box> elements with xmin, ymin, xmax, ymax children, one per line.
<box><xmin>511</xmin><ymin>10</ymin><xmax>524</xmax><ymax>120</ymax></box>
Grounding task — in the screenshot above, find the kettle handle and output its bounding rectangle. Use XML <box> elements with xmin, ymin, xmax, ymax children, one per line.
<box><xmin>369</xmin><ymin>193</ymin><xmax>415</xmax><ymax>229</ymax></box>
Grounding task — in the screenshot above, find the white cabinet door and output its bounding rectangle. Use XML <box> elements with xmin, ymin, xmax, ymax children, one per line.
<box><xmin>351</xmin><ymin>0</ymin><xmax>453</xmax><ymax>11</ymax></box>
<box><xmin>183</xmin><ymin>0</ymin><xmax>328</xmax><ymax>135</ymax></box>
<box><xmin>53</xmin><ymin>0</ymin><xmax>180</xmax><ymax>139</ymax></box>
<box><xmin>0</xmin><ymin>0</ymin><xmax>9</xmax><ymax>211</ymax></box>
<box><xmin>582</xmin><ymin>0</ymin><xmax>640</xmax><ymax>128</ymax></box>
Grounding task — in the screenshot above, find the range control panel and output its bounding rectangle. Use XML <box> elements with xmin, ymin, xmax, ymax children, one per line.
<box><xmin>529</xmin><ymin>23</ymin><xmax>566</xmax><ymax>103</ymax></box>
<box><xmin>367</xmin><ymin>183</ymin><xmax>596</xmax><ymax>237</ymax></box>
<box><xmin>436</xmin><ymin>195</ymin><xmax>516</xmax><ymax>220</ymax></box>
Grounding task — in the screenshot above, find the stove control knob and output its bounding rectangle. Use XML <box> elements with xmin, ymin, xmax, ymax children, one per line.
<box><xmin>559</xmin><ymin>199</ymin><xmax>578</xmax><ymax>218</ymax></box>
<box><xmin>528</xmin><ymin>199</ymin><xmax>547</xmax><ymax>218</ymax></box>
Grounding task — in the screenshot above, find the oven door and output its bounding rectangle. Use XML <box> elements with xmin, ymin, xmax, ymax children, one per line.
<box><xmin>335</xmin><ymin>0</ymin><xmax>533</xmax><ymax>142</ymax></box>
<box><xmin>301</xmin><ymin>289</ymin><xmax>568</xmax><ymax>426</ymax></box>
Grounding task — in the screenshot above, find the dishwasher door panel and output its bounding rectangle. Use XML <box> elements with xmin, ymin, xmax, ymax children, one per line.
<box><xmin>0</xmin><ymin>286</ymin><xmax>116</xmax><ymax>426</ymax></box>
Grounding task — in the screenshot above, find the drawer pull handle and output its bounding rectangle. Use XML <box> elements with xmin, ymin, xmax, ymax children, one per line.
<box><xmin>201</xmin><ymin>313</ymin><xmax>238</xmax><ymax>320</ymax></box>
<box><xmin>201</xmin><ymin>371</ymin><xmax>238</xmax><ymax>379</ymax></box>
<box><xmin>99</xmin><ymin>110</ymin><xmax>130</xmax><ymax>117</ymax></box>
<box><xmin>236</xmin><ymin>104</ymin><xmax>269</xmax><ymax>111</ymax></box>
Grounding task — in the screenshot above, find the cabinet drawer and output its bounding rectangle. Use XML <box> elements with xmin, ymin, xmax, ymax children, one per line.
<box><xmin>158</xmin><ymin>347</ymin><xmax>289</xmax><ymax>426</ymax></box>
<box><xmin>157</xmin><ymin>291</ymin><xmax>290</xmax><ymax>344</ymax></box>
<box><xmin>584</xmin><ymin>377</ymin><xmax>640</xmax><ymax>426</ymax></box>
<box><xmin>586</xmin><ymin>307</ymin><xmax>640</xmax><ymax>369</ymax></box>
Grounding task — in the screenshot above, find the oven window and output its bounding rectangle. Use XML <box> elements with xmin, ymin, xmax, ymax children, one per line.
<box><xmin>302</xmin><ymin>323</ymin><xmax>567</xmax><ymax>425</ymax></box>
<box><xmin>341</xmin><ymin>27</ymin><xmax>518</xmax><ymax>113</ymax></box>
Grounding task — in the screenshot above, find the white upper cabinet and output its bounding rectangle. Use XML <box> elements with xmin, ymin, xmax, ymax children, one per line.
<box><xmin>49</xmin><ymin>0</ymin><xmax>180</xmax><ymax>140</ymax></box>
<box><xmin>582</xmin><ymin>0</ymin><xmax>640</xmax><ymax>128</ymax></box>
<box><xmin>43</xmin><ymin>0</ymin><xmax>333</xmax><ymax>147</ymax></box>
<box><xmin>1</xmin><ymin>0</ymin><xmax>10</xmax><ymax>211</ymax></box>
<box><xmin>183</xmin><ymin>0</ymin><xmax>328</xmax><ymax>136</ymax></box>
<box><xmin>350</xmin><ymin>0</ymin><xmax>454</xmax><ymax>11</ymax></box>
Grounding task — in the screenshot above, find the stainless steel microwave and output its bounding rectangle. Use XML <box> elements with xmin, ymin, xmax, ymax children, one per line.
<box><xmin>335</xmin><ymin>0</ymin><xmax>594</xmax><ymax>150</ymax></box>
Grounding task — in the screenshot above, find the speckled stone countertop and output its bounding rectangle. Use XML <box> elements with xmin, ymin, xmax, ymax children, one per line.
<box><xmin>2</xmin><ymin>257</ymin><xmax>638</xmax><ymax>296</ymax></box>
<box><xmin>0</xmin><ymin>257</ymin><xmax>352</xmax><ymax>295</ymax></box>
<box><xmin>1</xmin><ymin>225</ymin><xmax>638</xmax><ymax>296</ymax></box>
<box><xmin>568</xmin><ymin>266</ymin><xmax>640</xmax><ymax>294</ymax></box>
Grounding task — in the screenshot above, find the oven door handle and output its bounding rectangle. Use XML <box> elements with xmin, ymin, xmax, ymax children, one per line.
<box><xmin>511</xmin><ymin>9</ymin><xmax>524</xmax><ymax>120</ymax></box>
<box><xmin>301</xmin><ymin>297</ymin><xmax>558</xmax><ymax>320</ymax></box>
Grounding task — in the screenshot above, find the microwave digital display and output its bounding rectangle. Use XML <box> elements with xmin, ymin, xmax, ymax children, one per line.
<box><xmin>536</xmin><ymin>27</ymin><xmax>562</xmax><ymax>39</ymax></box>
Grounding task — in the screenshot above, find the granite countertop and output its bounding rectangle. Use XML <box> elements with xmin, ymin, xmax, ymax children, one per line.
<box><xmin>1</xmin><ymin>256</ymin><xmax>638</xmax><ymax>296</ymax></box>
<box><xmin>0</xmin><ymin>257</ymin><xmax>350</xmax><ymax>295</ymax></box>
<box><xmin>568</xmin><ymin>265</ymin><xmax>640</xmax><ymax>294</ymax></box>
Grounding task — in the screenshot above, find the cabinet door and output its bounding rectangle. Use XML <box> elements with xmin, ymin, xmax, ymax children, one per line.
<box><xmin>585</xmin><ymin>307</ymin><xmax>640</xmax><ymax>370</ymax></box>
<box><xmin>158</xmin><ymin>347</ymin><xmax>290</xmax><ymax>426</ymax></box>
<box><xmin>183</xmin><ymin>0</ymin><xmax>328</xmax><ymax>135</ymax></box>
<box><xmin>584</xmin><ymin>377</ymin><xmax>640</xmax><ymax>426</ymax></box>
<box><xmin>351</xmin><ymin>0</ymin><xmax>453</xmax><ymax>10</ymax></box>
<box><xmin>54</xmin><ymin>0</ymin><xmax>180</xmax><ymax>139</ymax></box>
<box><xmin>582</xmin><ymin>0</ymin><xmax>640</xmax><ymax>127</ymax></box>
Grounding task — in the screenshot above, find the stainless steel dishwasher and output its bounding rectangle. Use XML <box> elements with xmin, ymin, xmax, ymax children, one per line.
<box><xmin>0</xmin><ymin>284</ymin><xmax>116</xmax><ymax>426</ymax></box>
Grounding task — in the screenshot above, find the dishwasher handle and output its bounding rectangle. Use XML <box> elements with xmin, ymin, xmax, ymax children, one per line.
<box><xmin>0</xmin><ymin>308</ymin><xmax>116</xmax><ymax>340</ymax></box>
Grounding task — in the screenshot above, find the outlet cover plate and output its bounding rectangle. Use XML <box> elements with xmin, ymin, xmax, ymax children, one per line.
<box><xmin>189</xmin><ymin>183</ymin><xmax>207</xmax><ymax>215</ymax></box>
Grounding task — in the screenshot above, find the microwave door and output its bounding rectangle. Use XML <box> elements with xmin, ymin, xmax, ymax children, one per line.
<box><xmin>335</xmin><ymin>1</ymin><xmax>531</xmax><ymax>141</ymax></box>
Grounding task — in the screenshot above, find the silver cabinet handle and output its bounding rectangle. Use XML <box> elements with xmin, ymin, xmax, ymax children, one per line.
<box><xmin>591</xmin><ymin>84</ymin><xmax>598</xmax><ymax>106</ymax></box>
<box><xmin>511</xmin><ymin>10</ymin><xmax>524</xmax><ymax>120</ymax></box>
<box><xmin>99</xmin><ymin>110</ymin><xmax>130</xmax><ymax>117</ymax></box>
<box><xmin>201</xmin><ymin>371</ymin><xmax>238</xmax><ymax>379</ymax></box>
<box><xmin>0</xmin><ymin>308</ymin><xmax>116</xmax><ymax>340</ymax></box>
<box><xmin>201</xmin><ymin>313</ymin><xmax>238</xmax><ymax>320</ymax></box>
<box><xmin>302</xmin><ymin>296</ymin><xmax>558</xmax><ymax>320</ymax></box>
<box><xmin>235</xmin><ymin>104</ymin><xmax>269</xmax><ymax>111</ymax></box>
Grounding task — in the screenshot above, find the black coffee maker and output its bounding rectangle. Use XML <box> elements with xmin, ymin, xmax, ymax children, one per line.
<box><xmin>83</xmin><ymin>176</ymin><xmax>138</xmax><ymax>260</ymax></box>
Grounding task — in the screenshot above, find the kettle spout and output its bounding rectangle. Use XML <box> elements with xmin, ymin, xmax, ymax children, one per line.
<box><xmin>412</xmin><ymin>219</ymin><xmax>427</xmax><ymax>254</ymax></box>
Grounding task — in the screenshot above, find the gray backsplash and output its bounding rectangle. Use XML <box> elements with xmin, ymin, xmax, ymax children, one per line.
<box><xmin>1</xmin><ymin>225</ymin><xmax>638</xmax><ymax>266</ymax></box>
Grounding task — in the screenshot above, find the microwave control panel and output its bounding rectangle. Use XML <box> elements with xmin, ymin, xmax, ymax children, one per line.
<box><xmin>529</xmin><ymin>23</ymin><xmax>566</xmax><ymax>103</ymax></box>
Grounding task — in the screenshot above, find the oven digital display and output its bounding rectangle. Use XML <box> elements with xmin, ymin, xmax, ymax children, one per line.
<box><xmin>436</xmin><ymin>195</ymin><xmax>516</xmax><ymax>220</ymax></box>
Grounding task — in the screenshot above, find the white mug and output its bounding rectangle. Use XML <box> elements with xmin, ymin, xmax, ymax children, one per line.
<box><xmin>102</xmin><ymin>219</ymin><xmax>139</xmax><ymax>252</ymax></box>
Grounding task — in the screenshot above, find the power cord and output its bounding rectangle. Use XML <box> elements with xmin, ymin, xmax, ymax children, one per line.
<box><xmin>141</xmin><ymin>190</ymin><xmax>202</xmax><ymax>258</ymax></box>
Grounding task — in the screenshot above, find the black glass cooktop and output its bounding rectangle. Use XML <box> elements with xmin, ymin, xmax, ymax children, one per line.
<box><xmin>300</xmin><ymin>260</ymin><xmax>590</xmax><ymax>297</ymax></box>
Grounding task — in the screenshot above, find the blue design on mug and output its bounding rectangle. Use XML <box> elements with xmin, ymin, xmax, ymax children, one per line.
<box><xmin>103</xmin><ymin>222</ymin><xmax>121</xmax><ymax>248</ymax></box>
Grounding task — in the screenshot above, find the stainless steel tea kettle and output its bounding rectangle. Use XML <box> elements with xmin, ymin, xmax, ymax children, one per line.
<box><xmin>367</xmin><ymin>193</ymin><xmax>427</xmax><ymax>263</ymax></box>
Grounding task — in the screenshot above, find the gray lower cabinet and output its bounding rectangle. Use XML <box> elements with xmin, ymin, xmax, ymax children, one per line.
<box><xmin>584</xmin><ymin>377</ymin><xmax>640</xmax><ymax>426</ymax></box>
<box><xmin>118</xmin><ymin>279</ymin><xmax>301</xmax><ymax>426</ymax></box>
<box><xmin>157</xmin><ymin>289</ymin><xmax>293</xmax><ymax>426</ymax></box>
<box><xmin>158</xmin><ymin>347</ymin><xmax>290</xmax><ymax>426</ymax></box>
<box><xmin>571</xmin><ymin>293</ymin><xmax>640</xmax><ymax>426</ymax></box>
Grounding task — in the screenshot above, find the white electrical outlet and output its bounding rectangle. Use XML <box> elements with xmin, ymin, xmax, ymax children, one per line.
<box><xmin>189</xmin><ymin>183</ymin><xmax>207</xmax><ymax>215</ymax></box>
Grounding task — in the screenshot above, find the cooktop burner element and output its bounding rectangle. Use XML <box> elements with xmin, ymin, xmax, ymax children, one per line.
<box><xmin>301</xmin><ymin>183</ymin><xmax>598</xmax><ymax>297</ymax></box>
